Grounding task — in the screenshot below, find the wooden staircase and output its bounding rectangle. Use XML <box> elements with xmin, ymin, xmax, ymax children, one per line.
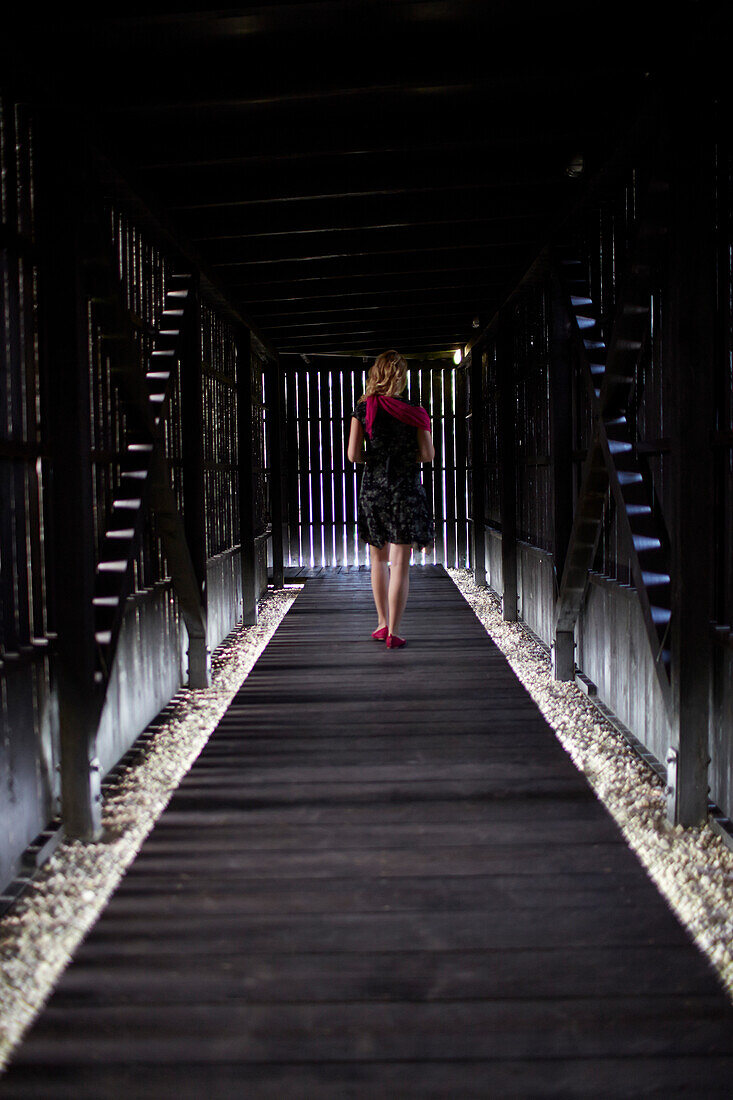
<box><xmin>552</xmin><ymin>175</ymin><xmax>673</xmax><ymax>714</ymax></box>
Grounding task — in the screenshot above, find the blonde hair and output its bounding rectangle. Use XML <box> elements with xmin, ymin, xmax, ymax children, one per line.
<box><xmin>358</xmin><ymin>350</ymin><xmax>408</xmax><ymax>402</ymax></box>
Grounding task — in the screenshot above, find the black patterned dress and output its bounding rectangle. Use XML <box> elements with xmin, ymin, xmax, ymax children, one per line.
<box><xmin>351</xmin><ymin>396</ymin><xmax>435</xmax><ymax>550</ymax></box>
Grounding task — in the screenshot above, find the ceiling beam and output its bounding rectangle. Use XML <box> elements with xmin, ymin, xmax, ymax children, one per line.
<box><xmin>136</xmin><ymin>126</ymin><xmax>594</xmax><ymax>172</ymax></box>
<box><xmin>169</xmin><ymin>176</ymin><xmax>578</xmax><ymax>213</ymax></box>
<box><xmin>188</xmin><ymin>209</ymin><xmax>555</xmax><ymax>245</ymax></box>
<box><xmin>204</xmin><ymin>224</ymin><xmax>544</xmax><ymax>267</ymax></box>
<box><xmin>251</xmin><ymin>305</ymin><xmax>495</xmax><ymax>329</ymax></box>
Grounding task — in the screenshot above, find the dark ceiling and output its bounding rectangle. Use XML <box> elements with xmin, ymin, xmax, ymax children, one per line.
<box><xmin>6</xmin><ymin>2</ymin><xmax>726</xmax><ymax>360</ymax></box>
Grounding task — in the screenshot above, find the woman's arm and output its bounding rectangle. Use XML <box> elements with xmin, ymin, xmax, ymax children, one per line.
<box><xmin>347</xmin><ymin>416</ymin><xmax>365</xmax><ymax>463</ymax></box>
<box><xmin>416</xmin><ymin>427</ymin><xmax>435</xmax><ymax>462</ymax></box>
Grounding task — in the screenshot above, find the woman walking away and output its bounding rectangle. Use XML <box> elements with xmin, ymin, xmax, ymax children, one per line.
<box><xmin>347</xmin><ymin>350</ymin><xmax>435</xmax><ymax>648</ymax></box>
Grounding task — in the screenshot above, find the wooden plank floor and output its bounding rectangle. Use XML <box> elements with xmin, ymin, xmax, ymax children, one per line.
<box><xmin>2</xmin><ymin>566</ymin><xmax>733</xmax><ymax>1098</ymax></box>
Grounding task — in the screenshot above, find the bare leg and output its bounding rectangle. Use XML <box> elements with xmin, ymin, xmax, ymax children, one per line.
<box><xmin>388</xmin><ymin>543</ymin><xmax>412</xmax><ymax>637</ymax></box>
<box><xmin>369</xmin><ymin>543</ymin><xmax>390</xmax><ymax>629</ymax></box>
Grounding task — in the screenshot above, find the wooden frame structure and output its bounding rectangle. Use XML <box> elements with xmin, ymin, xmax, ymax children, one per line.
<box><xmin>464</xmin><ymin>91</ymin><xmax>729</xmax><ymax>831</ymax></box>
<box><xmin>0</xmin><ymin>95</ymin><xmax>277</xmax><ymax>863</ymax></box>
<box><xmin>0</xmin><ymin>9</ymin><xmax>731</xmax><ymax>901</ymax></box>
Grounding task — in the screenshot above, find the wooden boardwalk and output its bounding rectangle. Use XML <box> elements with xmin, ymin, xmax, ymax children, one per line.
<box><xmin>2</xmin><ymin>567</ymin><xmax>733</xmax><ymax>1098</ymax></box>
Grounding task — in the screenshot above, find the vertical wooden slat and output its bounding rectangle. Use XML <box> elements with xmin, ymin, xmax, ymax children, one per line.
<box><xmin>443</xmin><ymin>366</ymin><xmax>457</xmax><ymax>569</ymax></box>
<box><xmin>359</xmin><ymin>366</ymin><xmax>369</xmax><ymax>566</ymax></box>
<box><xmin>409</xmin><ymin>363</ymin><xmax>424</xmax><ymax>562</ymax></box>
<box><xmin>667</xmin><ymin>94</ymin><xmax>716</xmax><ymax>826</ymax></box>
<box><xmin>296</xmin><ymin>369</ymin><xmax>307</xmax><ymax>565</ymax></box>
<box><xmin>307</xmin><ymin>368</ymin><xmax>323</xmax><ymax>566</ymax></box>
<box><xmin>409</xmin><ymin>362</ymin><xmax>421</xmax><ymax>407</ymax></box>
<box><xmin>181</xmin><ymin>280</ymin><xmax>210</xmax><ymax>686</ymax></box>
<box><xmin>343</xmin><ymin>370</ymin><xmax>358</xmax><ymax>565</ymax></box>
<box><xmin>469</xmin><ymin>344</ymin><xmax>487</xmax><ymax>586</ymax></box>
<box><xmin>236</xmin><ymin>327</ymin><xmax>258</xmax><ymax>624</ymax></box>
<box><xmin>498</xmin><ymin>315</ymin><xmax>518</xmax><ymax>620</ymax></box>
<box><xmin>431</xmin><ymin>366</ymin><xmax>445</xmax><ymax>565</ymax></box>
<box><xmin>296</xmin><ymin>368</ymin><xmax>312</xmax><ymax>565</ymax></box>
<box><xmin>330</xmin><ymin>369</ymin><xmax>346</xmax><ymax>565</ymax></box>
<box><xmin>454</xmin><ymin>365</ymin><xmax>469</xmax><ymax>568</ymax></box>
<box><xmin>318</xmin><ymin>367</ymin><xmax>334</xmax><ymax>566</ymax></box>
<box><xmin>265</xmin><ymin>357</ymin><xmax>285</xmax><ymax>587</ymax></box>
<box><xmin>284</xmin><ymin>370</ymin><xmax>300</xmax><ymax>565</ymax></box>
<box><xmin>549</xmin><ymin>273</ymin><xmax>574</xmax><ymax>587</ymax></box>
<box><xmin>419</xmin><ymin>364</ymin><xmax>435</xmax><ymax>565</ymax></box>
<box><xmin>37</xmin><ymin>117</ymin><xmax>101</xmax><ymax>838</ymax></box>
<box><xmin>5</xmin><ymin>106</ymin><xmax>31</xmax><ymax>651</ymax></box>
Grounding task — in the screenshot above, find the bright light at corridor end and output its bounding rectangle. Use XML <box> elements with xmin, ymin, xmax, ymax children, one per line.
<box><xmin>453</xmin><ymin>348</ymin><xmax>462</xmax><ymax>365</ymax></box>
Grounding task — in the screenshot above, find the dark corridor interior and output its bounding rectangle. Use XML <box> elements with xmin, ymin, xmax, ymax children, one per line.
<box><xmin>3</xmin><ymin>4</ymin><xmax>733</xmax><ymax>1091</ymax></box>
<box><xmin>1</xmin><ymin>0</ymin><xmax>732</xmax><ymax>889</ymax></box>
<box><xmin>6</xmin><ymin>2</ymin><xmax>724</xmax><ymax>362</ymax></box>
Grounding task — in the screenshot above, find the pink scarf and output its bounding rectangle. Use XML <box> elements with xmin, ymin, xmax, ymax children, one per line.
<box><xmin>365</xmin><ymin>395</ymin><xmax>431</xmax><ymax>439</ymax></box>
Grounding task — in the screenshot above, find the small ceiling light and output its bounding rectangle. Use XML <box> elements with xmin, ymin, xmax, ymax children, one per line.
<box><xmin>453</xmin><ymin>348</ymin><xmax>462</xmax><ymax>365</ymax></box>
<box><xmin>472</xmin><ymin>316</ymin><xmax>480</xmax><ymax>329</ymax></box>
<box><xmin>301</xmin><ymin>353</ymin><xmax>310</xmax><ymax>364</ymax></box>
<box><xmin>566</xmin><ymin>153</ymin><xmax>584</xmax><ymax>179</ymax></box>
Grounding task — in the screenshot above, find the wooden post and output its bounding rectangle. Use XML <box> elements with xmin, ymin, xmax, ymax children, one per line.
<box><xmin>667</xmin><ymin>91</ymin><xmax>716</xmax><ymax>826</ymax></box>
<box><xmin>497</xmin><ymin>314</ymin><xmax>518</xmax><ymax>620</ymax></box>
<box><xmin>266</xmin><ymin>356</ymin><xmax>285</xmax><ymax>588</ymax></box>
<box><xmin>180</xmin><ymin>280</ymin><xmax>211</xmax><ymax>687</ymax></box>
<box><xmin>549</xmin><ymin>274</ymin><xmax>576</xmax><ymax>678</ymax></box>
<box><xmin>469</xmin><ymin>342</ymin><xmax>487</xmax><ymax>586</ymax></box>
<box><xmin>37</xmin><ymin>118</ymin><xmax>102</xmax><ymax>838</ymax></box>
<box><xmin>237</xmin><ymin>327</ymin><xmax>258</xmax><ymax>624</ymax></box>
<box><xmin>548</xmin><ymin>275</ymin><xmax>574</xmax><ymax>586</ymax></box>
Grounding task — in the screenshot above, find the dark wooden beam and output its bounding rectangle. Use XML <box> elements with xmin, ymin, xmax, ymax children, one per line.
<box><xmin>240</xmin><ymin>276</ymin><xmax>515</xmax><ymax>309</ymax></box>
<box><xmin>227</xmin><ymin>260</ymin><xmax>527</xmax><ymax>296</ymax></box>
<box><xmin>170</xmin><ymin>174</ymin><xmax>578</xmax><ymax>214</ymax></box>
<box><xmin>136</xmin><ymin>125</ymin><xmax>593</xmax><ymax>173</ymax></box>
<box><xmin>275</xmin><ymin>324</ymin><xmax>471</xmax><ymax>345</ymax></box>
<box><xmin>180</xmin><ymin>280</ymin><xmax>211</xmax><ymax>688</ymax></box>
<box><xmin>548</xmin><ymin>274</ymin><xmax>576</xmax><ymax>679</ymax></box>
<box><xmin>189</xmin><ymin>210</ymin><xmax>557</xmax><ymax>246</ymax></box>
<box><xmin>249</xmin><ymin>293</ymin><xmax>499</xmax><ymax>324</ymax></box>
<box><xmin>469</xmin><ymin>343</ymin><xmax>487</xmax><ymax>587</ymax></box>
<box><xmin>497</xmin><ymin>316</ymin><xmax>518</xmax><ymax>621</ymax></box>
<box><xmin>666</xmin><ymin>92</ymin><xmax>716</xmax><ymax>827</ymax></box>
<box><xmin>237</xmin><ymin>328</ymin><xmax>258</xmax><ymax>625</ymax></box>
<box><xmin>37</xmin><ymin>118</ymin><xmax>101</xmax><ymax>840</ymax></box>
<box><xmin>212</xmin><ymin>241</ymin><xmax>541</xmax><ymax>278</ymax></box>
<box><xmin>276</xmin><ymin>340</ymin><xmax>464</xmax><ymax>355</ymax></box>
<box><xmin>266</xmin><ymin>357</ymin><xmax>285</xmax><ymax>588</ymax></box>
<box><xmin>548</xmin><ymin>274</ymin><xmax>575</xmax><ymax>592</ymax></box>
<box><xmin>260</xmin><ymin>312</ymin><xmax>485</xmax><ymax>335</ymax></box>
<box><xmin>203</xmin><ymin>225</ymin><xmax>543</xmax><ymax>271</ymax></box>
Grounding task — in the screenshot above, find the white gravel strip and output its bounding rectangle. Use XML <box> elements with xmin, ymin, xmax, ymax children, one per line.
<box><xmin>447</xmin><ymin>567</ymin><xmax>733</xmax><ymax>1003</ymax></box>
<box><xmin>0</xmin><ymin>584</ymin><xmax>300</xmax><ymax>1073</ymax></box>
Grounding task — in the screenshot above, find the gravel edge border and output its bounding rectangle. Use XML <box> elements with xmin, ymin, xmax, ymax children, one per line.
<box><xmin>0</xmin><ymin>584</ymin><xmax>301</xmax><ymax>1072</ymax></box>
<box><xmin>447</xmin><ymin>567</ymin><xmax>733</xmax><ymax>1004</ymax></box>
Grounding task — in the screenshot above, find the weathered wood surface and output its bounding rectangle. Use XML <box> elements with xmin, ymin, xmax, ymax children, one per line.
<box><xmin>2</xmin><ymin>567</ymin><xmax>732</xmax><ymax>1098</ymax></box>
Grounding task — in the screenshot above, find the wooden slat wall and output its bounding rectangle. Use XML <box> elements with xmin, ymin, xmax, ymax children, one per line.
<box><xmin>454</xmin><ymin>367</ymin><xmax>469</xmax><ymax>566</ymax></box>
<box><xmin>284</xmin><ymin>372</ymin><xmax>300</xmax><ymax>565</ymax></box>
<box><xmin>201</xmin><ymin>303</ymin><xmax>239</xmax><ymax>558</ymax></box>
<box><xmin>281</xmin><ymin>363</ymin><xmax>469</xmax><ymax>567</ymax></box>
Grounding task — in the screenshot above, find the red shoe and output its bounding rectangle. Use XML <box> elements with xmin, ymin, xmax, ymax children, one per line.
<box><xmin>371</xmin><ymin>626</ymin><xmax>389</xmax><ymax>641</ymax></box>
<box><xmin>386</xmin><ymin>633</ymin><xmax>406</xmax><ymax>648</ymax></box>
